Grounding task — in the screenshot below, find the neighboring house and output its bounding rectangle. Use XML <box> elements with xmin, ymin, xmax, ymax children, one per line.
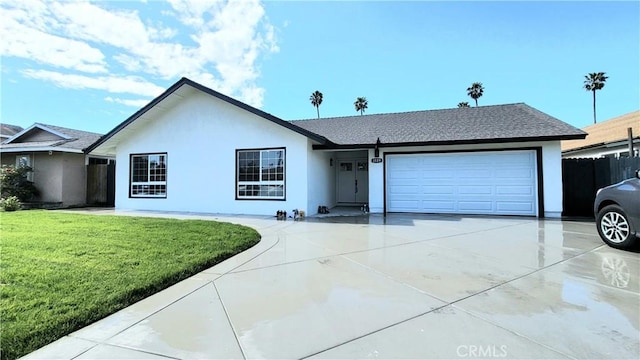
<box><xmin>562</xmin><ymin>110</ymin><xmax>640</xmax><ymax>158</ymax></box>
<box><xmin>0</xmin><ymin>123</ymin><xmax>103</xmax><ymax>207</ymax></box>
<box><xmin>1</xmin><ymin>123</ymin><xmax>24</xmax><ymax>143</ymax></box>
<box><xmin>86</xmin><ymin>78</ymin><xmax>586</xmax><ymax>218</ymax></box>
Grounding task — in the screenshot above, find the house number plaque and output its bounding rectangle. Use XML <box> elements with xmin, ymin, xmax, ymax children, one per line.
<box><xmin>371</xmin><ymin>158</ymin><xmax>383</xmax><ymax>163</ymax></box>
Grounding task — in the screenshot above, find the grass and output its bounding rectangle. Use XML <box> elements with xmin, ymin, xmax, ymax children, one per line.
<box><xmin>0</xmin><ymin>210</ymin><xmax>260</xmax><ymax>360</ymax></box>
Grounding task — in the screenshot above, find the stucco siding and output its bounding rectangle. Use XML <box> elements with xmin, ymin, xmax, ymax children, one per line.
<box><xmin>0</xmin><ymin>152</ymin><xmax>64</xmax><ymax>202</ymax></box>
<box><xmin>114</xmin><ymin>92</ymin><xmax>311</xmax><ymax>216</ymax></box>
<box><xmin>61</xmin><ymin>153</ymin><xmax>87</xmax><ymax>206</ymax></box>
<box><xmin>306</xmin><ymin>143</ymin><xmax>335</xmax><ymax>214</ymax></box>
<box><xmin>368</xmin><ymin>141</ymin><xmax>564</xmax><ymax>218</ymax></box>
<box><xmin>34</xmin><ymin>153</ymin><xmax>63</xmax><ymax>203</ymax></box>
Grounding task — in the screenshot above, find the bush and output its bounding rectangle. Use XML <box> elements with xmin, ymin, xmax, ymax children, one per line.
<box><xmin>0</xmin><ymin>165</ymin><xmax>39</xmax><ymax>201</ymax></box>
<box><xmin>1</xmin><ymin>196</ymin><xmax>22</xmax><ymax>211</ymax></box>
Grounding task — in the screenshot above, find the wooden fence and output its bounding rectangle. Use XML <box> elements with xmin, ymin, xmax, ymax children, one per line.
<box><xmin>86</xmin><ymin>164</ymin><xmax>115</xmax><ymax>206</ymax></box>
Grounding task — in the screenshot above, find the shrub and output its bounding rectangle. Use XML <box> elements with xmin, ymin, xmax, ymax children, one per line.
<box><xmin>0</xmin><ymin>165</ymin><xmax>39</xmax><ymax>201</ymax></box>
<box><xmin>1</xmin><ymin>196</ymin><xmax>22</xmax><ymax>211</ymax></box>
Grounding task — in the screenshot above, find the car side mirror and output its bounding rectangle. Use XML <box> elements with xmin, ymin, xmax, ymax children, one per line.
<box><xmin>637</xmin><ymin>169</ymin><xmax>640</xmax><ymax>179</ymax></box>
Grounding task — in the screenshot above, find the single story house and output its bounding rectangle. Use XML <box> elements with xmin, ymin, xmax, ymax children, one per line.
<box><xmin>562</xmin><ymin>110</ymin><xmax>640</xmax><ymax>159</ymax></box>
<box><xmin>86</xmin><ymin>78</ymin><xmax>586</xmax><ymax>218</ymax></box>
<box><xmin>0</xmin><ymin>123</ymin><xmax>104</xmax><ymax>207</ymax></box>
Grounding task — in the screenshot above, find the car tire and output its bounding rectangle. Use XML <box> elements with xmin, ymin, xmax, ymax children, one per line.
<box><xmin>596</xmin><ymin>205</ymin><xmax>637</xmax><ymax>249</ymax></box>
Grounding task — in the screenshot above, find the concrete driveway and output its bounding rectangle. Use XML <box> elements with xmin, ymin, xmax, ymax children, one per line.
<box><xmin>25</xmin><ymin>211</ymin><xmax>639</xmax><ymax>359</ymax></box>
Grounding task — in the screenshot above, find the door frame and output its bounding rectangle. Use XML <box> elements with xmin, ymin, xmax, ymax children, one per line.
<box><xmin>336</xmin><ymin>157</ymin><xmax>369</xmax><ymax>205</ymax></box>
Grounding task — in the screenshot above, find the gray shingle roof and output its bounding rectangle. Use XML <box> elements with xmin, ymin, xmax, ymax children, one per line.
<box><xmin>291</xmin><ymin>103</ymin><xmax>586</xmax><ymax>147</ymax></box>
<box><xmin>38</xmin><ymin>123</ymin><xmax>103</xmax><ymax>150</ymax></box>
<box><xmin>0</xmin><ymin>123</ymin><xmax>24</xmax><ymax>137</ymax></box>
<box><xmin>0</xmin><ymin>123</ymin><xmax>102</xmax><ymax>151</ymax></box>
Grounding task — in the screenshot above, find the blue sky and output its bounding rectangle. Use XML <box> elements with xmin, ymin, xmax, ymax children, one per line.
<box><xmin>1</xmin><ymin>1</ymin><xmax>638</xmax><ymax>135</ymax></box>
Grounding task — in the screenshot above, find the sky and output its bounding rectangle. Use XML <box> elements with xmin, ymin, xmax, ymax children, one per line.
<box><xmin>1</xmin><ymin>0</ymin><xmax>639</xmax><ymax>135</ymax></box>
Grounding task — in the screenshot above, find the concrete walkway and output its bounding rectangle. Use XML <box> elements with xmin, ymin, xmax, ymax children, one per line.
<box><xmin>23</xmin><ymin>210</ymin><xmax>640</xmax><ymax>359</ymax></box>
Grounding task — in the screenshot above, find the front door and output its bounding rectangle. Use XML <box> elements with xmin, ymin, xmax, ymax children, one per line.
<box><xmin>337</xmin><ymin>160</ymin><xmax>369</xmax><ymax>204</ymax></box>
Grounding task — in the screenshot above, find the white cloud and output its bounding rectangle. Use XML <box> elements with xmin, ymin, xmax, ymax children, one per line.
<box><xmin>0</xmin><ymin>3</ymin><xmax>107</xmax><ymax>73</ymax></box>
<box><xmin>22</xmin><ymin>69</ymin><xmax>165</xmax><ymax>97</ymax></box>
<box><xmin>104</xmin><ymin>96</ymin><xmax>150</xmax><ymax>108</ymax></box>
<box><xmin>1</xmin><ymin>0</ymin><xmax>279</xmax><ymax>107</ymax></box>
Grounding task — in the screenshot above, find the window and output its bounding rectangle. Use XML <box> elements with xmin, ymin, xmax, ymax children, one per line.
<box><xmin>237</xmin><ymin>148</ymin><xmax>285</xmax><ymax>199</ymax></box>
<box><xmin>16</xmin><ymin>155</ymin><xmax>31</xmax><ymax>168</ymax></box>
<box><xmin>130</xmin><ymin>153</ymin><xmax>167</xmax><ymax>198</ymax></box>
<box><xmin>16</xmin><ymin>155</ymin><xmax>33</xmax><ymax>181</ymax></box>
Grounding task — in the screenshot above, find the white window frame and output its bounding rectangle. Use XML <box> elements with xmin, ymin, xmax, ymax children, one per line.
<box><xmin>130</xmin><ymin>153</ymin><xmax>167</xmax><ymax>198</ymax></box>
<box><xmin>16</xmin><ymin>154</ymin><xmax>33</xmax><ymax>181</ymax></box>
<box><xmin>236</xmin><ymin>148</ymin><xmax>285</xmax><ymax>200</ymax></box>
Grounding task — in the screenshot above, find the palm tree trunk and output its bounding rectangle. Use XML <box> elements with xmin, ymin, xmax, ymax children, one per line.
<box><xmin>592</xmin><ymin>90</ymin><xmax>597</xmax><ymax>124</ymax></box>
<box><xmin>474</xmin><ymin>99</ymin><xmax>478</xmax><ymax>107</ymax></box>
<box><xmin>316</xmin><ymin>106</ymin><xmax>319</xmax><ymax>119</ymax></box>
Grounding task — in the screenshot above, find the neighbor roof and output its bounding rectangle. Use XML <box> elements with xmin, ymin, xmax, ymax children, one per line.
<box><xmin>0</xmin><ymin>123</ymin><xmax>24</xmax><ymax>139</ymax></box>
<box><xmin>292</xmin><ymin>103</ymin><xmax>586</xmax><ymax>148</ymax></box>
<box><xmin>0</xmin><ymin>123</ymin><xmax>102</xmax><ymax>153</ymax></box>
<box><xmin>561</xmin><ymin>110</ymin><xmax>640</xmax><ymax>152</ymax></box>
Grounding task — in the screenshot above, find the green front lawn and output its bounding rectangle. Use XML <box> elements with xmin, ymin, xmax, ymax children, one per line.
<box><xmin>0</xmin><ymin>211</ymin><xmax>260</xmax><ymax>360</ymax></box>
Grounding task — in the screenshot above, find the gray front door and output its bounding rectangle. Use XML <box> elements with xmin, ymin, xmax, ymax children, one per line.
<box><xmin>337</xmin><ymin>160</ymin><xmax>368</xmax><ymax>204</ymax></box>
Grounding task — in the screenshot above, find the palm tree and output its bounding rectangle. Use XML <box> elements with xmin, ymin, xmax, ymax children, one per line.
<box><xmin>466</xmin><ymin>82</ymin><xmax>484</xmax><ymax>107</ymax></box>
<box><xmin>457</xmin><ymin>102</ymin><xmax>470</xmax><ymax>108</ymax></box>
<box><xmin>583</xmin><ymin>72</ymin><xmax>608</xmax><ymax>124</ymax></box>
<box><xmin>309</xmin><ymin>90</ymin><xmax>323</xmax><ymax>118</ymax></box>
<box><xmin>354</xmin><ymin>97</ymin><xmax>368</xmax><ymax>115</ymax></box>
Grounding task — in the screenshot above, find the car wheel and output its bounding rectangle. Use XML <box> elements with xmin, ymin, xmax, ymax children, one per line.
<box><xmin>596</xmin><ymin>205</ymin><xmax>637</xmax><ymax>249</ymax></box>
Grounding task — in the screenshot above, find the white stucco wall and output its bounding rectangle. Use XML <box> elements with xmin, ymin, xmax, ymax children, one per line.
<box><xmin>306</xmin><ymin>145</ymin><xmax>335</xmax><ymax>213</ymax></box>
<box><xmin>368</xmin><ymin>148</ymin><xmax>385</xmax><ymax>213</ymax></box>
<box><xmin>114</xmin><ymin>92</ymin><xmax>312</xmax><ymax>216</ymax></box>
<box><xmin>367</xmin><ymin>141</ymin><xmax>564</xmax><ymax>218</ymax></box>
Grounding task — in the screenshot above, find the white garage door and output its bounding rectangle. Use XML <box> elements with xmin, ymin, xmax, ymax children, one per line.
<box><xmin>386</xmin><ymin>150</ymin><xmax>537</xmax><ymax>216</ymax></box>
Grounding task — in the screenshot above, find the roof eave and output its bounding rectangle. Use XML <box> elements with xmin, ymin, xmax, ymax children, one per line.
<box><xmin>0</xmin><ymin>146</ymin><xmax>84</xmax><ymax>154</ymax></box>
<box><xmin>312</xmin><ymin>134</ymin><xmax>587</xmax><ymax>150</ymax></box>
<box><xmin>562</xmin><ymin>136</ymin><xmax>640</xmax><ymax>154</ymax></box>
<box><xmin>85</xmin><ymin>78</ymin><xmax>332</xmax><ymax>153</ymax></box>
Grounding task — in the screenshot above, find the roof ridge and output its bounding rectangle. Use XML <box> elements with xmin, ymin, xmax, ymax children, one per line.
<box><xmin>35</xmin><ymin>123</ymin><xmax>104</xmax><ymax>136</ymax></box>
<box><xmin>291</xmin><ymin>102</ymin><xmax>528</xmax><ymax>122</ymax></box>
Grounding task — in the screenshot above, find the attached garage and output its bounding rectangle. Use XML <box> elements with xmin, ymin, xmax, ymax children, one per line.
<box><xmin>294</xmin><ymin>102</ymin><xmax>586</xmax><ymax>218</ymax></box>
<box><xmin>386</xmin><ymin>150</ymin><xmax>539</xmax><ymax>216</ymax></box>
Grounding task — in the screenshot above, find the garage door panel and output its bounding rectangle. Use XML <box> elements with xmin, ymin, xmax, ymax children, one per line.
<box><xmin>422</xmin><ymin>169</ymin><xmax>455</xmax><ymax>179</ymax></box>
<box><xmin>420</xmin><ymin>201</ymin><xmax>455</xmax><ymax>211</ymax></box>
<box><xmin>458</xmin><ymin>169</ymin><xmax>492</xmax><ymax>178</ymax></box>
<box><xmin>459</xmin><ymin>201</ymin><xmax>493</xmax><ymax>211</ymax></box>
<box><xmin>458</xmin><ymin>185</ymin><xmax>492</xmax><ymax>195</ymax></box>
<box><xmin>388</xmin><ymin>185</ymin><xmax>419</xmax><ymax>194</ymax></box>
<box><xmin>386</xmin><ymin>150</ymin><xmax>537</xmax><ymax>216</ymax></box>
<box><xmin>496</xmin><ymin>202</ymin><xmax>534</xmax><ymax>213</ymax></box>
<box><xmin>422</xmin><ymin>185</ymin><xmax>455</xmax><ymax>195</ymax></box>
<box><xmin>388</xmin><ymin>200</ymin><xmax>420</xmax><ymax>211</ymax></box>
<box><xmin>496</xmin><ymin>185</ymin><xmax>534</xmax><ymax>195</ymax></box>
<box><xmin>495</xmin><ymin>168</ymin><xmax>533</xmax><ymax>179</ymax></box>
<box><xmin>389</xmin><ymin>170</ymin><xmax>418</xmax><ymax>180</ymax></box>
